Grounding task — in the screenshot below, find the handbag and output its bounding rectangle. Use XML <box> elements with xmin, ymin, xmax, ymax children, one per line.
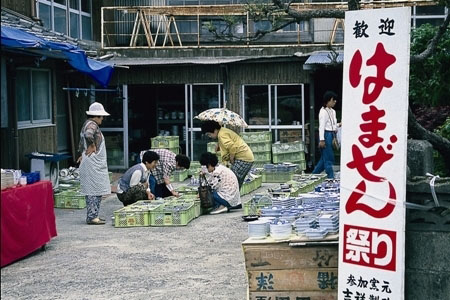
<box><xmin>332</xmin><ymin>132</ymin><xmax>340</xmax><ymax>151</ymax></box>
<box><xmin>326</xmin><ymin>109</ymin><xmax>340</xmax><ymax>151</ymax></box>
<box><xmin>198</xmin><ymin>174</ymin><xmax>214</xmax><ymax>209</ymax></box>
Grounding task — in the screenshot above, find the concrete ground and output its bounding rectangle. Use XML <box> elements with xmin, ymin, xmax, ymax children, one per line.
<box><xmin>1</xmin><ymin>175</ymin><xmax>280</xmax><ymax>300</ymax></box>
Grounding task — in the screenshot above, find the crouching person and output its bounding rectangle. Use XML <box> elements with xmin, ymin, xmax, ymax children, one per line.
<box><xmin>116</xmin><ymin>151</ymin><xmax>159</xmax><ymax>206</ymax></box>
<box><xmin>199</xmin><ymin>152</ymin><xmax>241</xmax><ymax>215</ymax></box>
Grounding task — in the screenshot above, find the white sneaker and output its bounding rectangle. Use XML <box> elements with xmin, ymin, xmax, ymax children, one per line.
<box><xmin>210</xmin><ymin>206</ymin><xmax>228</xmax><ymax>215</ymax></box>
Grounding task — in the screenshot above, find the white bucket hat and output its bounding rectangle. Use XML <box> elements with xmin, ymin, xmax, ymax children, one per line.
<box><xmin>86</xmin><ymin>102</ymin><xmax>110</xmax><ymax>116</ymax></box>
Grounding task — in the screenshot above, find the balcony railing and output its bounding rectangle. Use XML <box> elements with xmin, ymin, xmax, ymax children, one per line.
<box><xmin>101</xmin><ymin>0</ymin><xmax>439</xmax><ymax>49</ymax></box>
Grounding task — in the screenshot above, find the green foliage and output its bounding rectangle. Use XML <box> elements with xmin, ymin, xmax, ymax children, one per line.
<box><xmin>433</xmin><ymin>117</ymin><xmax>450</xmax><ymax>176</ymax></box>
<box><xmin>409</xmin><ymin>24</ymin><xmax>450</xmax><ymax>106</ymax></box>
<box><xmin>434</xmin><ymin>117</ymin><xmax>450</xmax><ymax>140</ymax></box>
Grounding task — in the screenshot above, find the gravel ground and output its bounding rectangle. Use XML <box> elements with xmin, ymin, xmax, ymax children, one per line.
<box><xmin>1</xmin><ymin>179</ymin><xmax>278</xmax><ymax>300</ymax></box>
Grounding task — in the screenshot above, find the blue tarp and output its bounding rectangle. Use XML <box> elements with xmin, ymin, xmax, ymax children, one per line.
<box><xmin>1</xmin><ymin>26</ymin><xmax>113</xmax><ymax>87</ymax></box>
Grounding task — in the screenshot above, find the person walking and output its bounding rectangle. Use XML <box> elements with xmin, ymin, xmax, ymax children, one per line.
<box><xmin>312</xmin><ymin>91</ymin><xmax>340</xmax><ymax>179</ymax></box>
<box><xmin>200</xmin><ymin>152</ymin><xmax>240</xmax><ymax>215</ymax></box>
<box><xmin>77</xmin><ymin>102</ymin><xmax>111</xmax><ymax>225</ymax></box>
<box><xmin>200</xmin><ymin>120</ymin><xmax>254</xmax><ymax>189</ymax></box>
<box><xmin>116</xmin><ymin>151</ymin><xmax>159</xmax><ymax>206</ymax></box>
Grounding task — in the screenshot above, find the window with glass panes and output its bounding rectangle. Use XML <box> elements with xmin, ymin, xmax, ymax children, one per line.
<box><xmin>15</xmin><ymin>69</ymin><xmax>52</xmax><ymax>128</ymax></box>
<box><xmin>37</xmin><ymin>0</ymin><xmax>92</xmax><ymax>40</ymax></box>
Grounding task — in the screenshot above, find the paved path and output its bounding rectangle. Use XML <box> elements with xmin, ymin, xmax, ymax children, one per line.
<box><xmin>1</xmin><ymin>178</ymin><xmax>278</xmax><ymax>300</ymax></box>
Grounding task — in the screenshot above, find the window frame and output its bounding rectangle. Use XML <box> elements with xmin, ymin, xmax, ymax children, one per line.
<box><xmin>37</xmin><ymin>0</ymin><xmax>92</xmax><ymax>40</ymax></box>
<box><xmin>16</xmin><ymin>68</ymin><xmax>53</xmax><ymax>129</ymax></box>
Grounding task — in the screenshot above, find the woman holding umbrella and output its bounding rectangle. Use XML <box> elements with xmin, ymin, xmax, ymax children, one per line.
<box><xmin>201</xmin><ymin>120</ymin><xmax>254</xmax><ymax>193</ymax></box>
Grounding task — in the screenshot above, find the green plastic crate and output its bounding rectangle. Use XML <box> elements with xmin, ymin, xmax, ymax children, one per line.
<box><xmin>114</xmin><ymin>200</ymin><xmax>164</xmax><ymax>228</ymax></box>
<box><xmin>177</xmin><ymin>185</ymin><xmax>199</xmax><ymax>196</ymax></box>
<box><xmin>149</xmin><ymin>202</ymin><xmax>195</xmax><ymax>226</ymax></box>
<box><xmin>272</xmin><ymin>152</ymin><xmax>305</xmax><ymax>164</ymax></box>
<box><xmin>272</xmin><ymin>141</ymin><xmax>305</xmax><ymax>154</ymax></box>
<box><xmin>253</xmin><ymin>151</ymin><xmax>272</xmax><ymax>162</ymax></box>
<box><xmin>54</xmin><ymin>190</ymin><xmax>86</xmax><ymax>209</ymax></box>
<box><xmin>243</xmin><ymin>195</ymin><xmax>272</xmax><ymax>216</ymax></box>
<box><xmin>207</xmin><ymin>142</ymin><xmax>217</xmax><ymax>153</ymax></box>
<box><xmin>247</xmin><ymin>142</ymin><xmax>272</xmax><ymax>153</ymax></box>
<box><xmin>151</xmin><ymin>136</ymin><xmax>179</xmax><ymax>149</ymax></box>
<box><xmin>262</xmin><ymin>171</ymin><xmax>295</xmax><ymax>183</ymax></box>
<box><xmin>170</xmin><ymin>169</ymin><xmax>189</xmax><ymax>182</ymax></box>
<box><xmin>114</xmin><ymin>207</ymin><xmax>150</xmax><ymax>227</ymax></box>
<box><xmin>240</xmin><ymin>131</ymin><xmax>272</xmax><ymax>143</ymax></box>
<box><xmin>188</xmin><ymin>161</ymin><xmax>201</xmax><ymax>176</ymax></box>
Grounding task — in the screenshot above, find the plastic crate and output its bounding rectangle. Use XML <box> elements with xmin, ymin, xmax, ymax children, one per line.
<box><xmin>150</xmin><ymin>202</ymin><xmax>195</xmax><ymax>226</ymax></box>
<box><xmin>262</xmin><ymin>171</ymin><xmax>295</xmax><ymax>183</ymax></box>
<box><xmin>253</xmin><ymin>151</ymin><xmax>272</xmax><ymax>162</ymax></box>
<box><xmin>272</xmin><ymin>152</ymin><xmax>305</xmax><ymax>163</ymax></box>
<box><xmin>170</xmin><ymin>169</ymin><xmax>189</xmax><ymax>182</ymax></box>
<box><xmin>54</xmin><ymin>190</ymin><xmax>86</xmax><ymax>209</ymax></box>
<box><xmin>247</xmin><ymin>142</ymin><xmax>272</xmax><ymax>153</ymax></box>
<box><xmin>114</xmin><ymin>200</ymin><xmax>163</xmax><ymax>228</ymax></box>
<box><xmin>177</xmin><ymin>185</ymin><xmax>199</xmax><ymax>196</ymax></box>
<box><xmin>151</xmin><ymin>136</ymin><xmax>179</xmax><ymax>149</ymax></box>
<box><xmin>243</xmin><ymin>195</ymin><xmax>272</xmax><ymax>216</ymax></box>
<box><xmin>240</xmin><ymin>131</ymin><xmax>272</xmax><ymax>143</ymax></box>
<box><xmin>253</xmin><ymin>161</ymin><xmax>271</xmax><ymax>168</ymax></box>
<box><xmin>207</xmin><ymin>142</ymin><xmax>217</xmax><ymax>153</ymax></box>
<box><xmin>272</xmin><ymin>141</ymin><xmax>305</xmax><ymax>154</ymax></box>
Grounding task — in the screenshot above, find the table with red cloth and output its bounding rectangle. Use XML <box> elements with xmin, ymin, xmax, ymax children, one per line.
<box><xmin>1</xmin><ymin>180</ymin><xmax>57</xmax><ymax>267</ymax></box>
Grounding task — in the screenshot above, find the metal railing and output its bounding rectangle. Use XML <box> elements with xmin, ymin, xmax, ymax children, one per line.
<box><xmin>101</xmin><ymin>0</ymin><xmax>438</xmax><ymax>49</ymax></box>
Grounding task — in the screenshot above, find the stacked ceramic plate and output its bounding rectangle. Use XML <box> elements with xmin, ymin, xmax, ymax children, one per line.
<box><xmin>279</xmin><ymin>211</ymin><xmax>299</xmax><ymax>224</ymax></box>
<box><xmin>294</xmin><ymin>217</ymin><xmax>317</xmax><ymax>234</ymax></box>
<box><xmin>304</xmin><ymin>228</ymin><xmax>329</xmax><ymax>240</ymax></box>
<box><xmin>318</xmin><ymin>214</ymin><xmax>339</xmax><ymax>233</ymax></box>
<box><xmin>1</xmin><ymin>170</ymin><xmax>15</xmax><ymax>190</ymax></box>
<box><xmin>270</xmin><ymin>219</ymin><xmax>293</xmax><ymax>240</ymax></box>
<box><xmin>248</xmin><ymin>220</ymin><xmax>270</xmax><ymax>239</ymax></box>
<box><xmin>271</xmin><ymin>197</ymin><xmax>297</xmax><ymax>208</ymax></box>
<box><xmin>260</xmin><ymin>207</ymin><xmax>283</xmax><ymax>218</ymax></box>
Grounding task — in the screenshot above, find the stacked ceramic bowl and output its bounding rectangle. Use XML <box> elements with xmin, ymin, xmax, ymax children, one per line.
<box><xmin>318</xmin><ymin>214</ymin><xmax>339</xmax><ymax>233</ymax></box>
<box><xmin>248</xmin><ymin>219</ymin><xmax>270</xmax><ymax>239</ymax></box>
<box><xmin>270</xmin><ymin>219</ymin><xmax>293</xmax><ymax>240</ymax></box>
<box><xmin>304</xmin><ymin>228</ymin><xmax>329</xmax><ymax>240</ymax></box>
<box><xmin>294</xmin><ymin>217</ymin><xmax>317</xmax><ymax>234</ymax></box>
<box><xmin>260</xmin><ymin>207</ymin><xmax>283</xmax><ymax>218</ymax></box>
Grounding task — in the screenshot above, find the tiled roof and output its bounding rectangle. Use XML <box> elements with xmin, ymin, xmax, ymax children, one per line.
<box><xmin>1</xmin><ymin>7</ymin><xmax>99</xmax><ymax>52</ymax></box>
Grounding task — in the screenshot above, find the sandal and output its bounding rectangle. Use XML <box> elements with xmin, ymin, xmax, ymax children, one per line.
<box><xmin>87</xmin><ymin>218</ymin><xmax>106</xmax><ymax>225</ymax></box>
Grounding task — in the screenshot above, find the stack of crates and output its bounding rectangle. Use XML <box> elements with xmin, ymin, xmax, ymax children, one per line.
<box><xmin>240</xmin><ymin>131</ymin><xmax>272</xmax><ymax>168</ymax></box>
<box><xmin>151</xmin><ymin>136</ymin><xmax>180</xmax><ymax>154</ymax></box>
<box><xmin>272</xmin><ymin>141</ymin><xmax>306</xmax><ymax>172</ymax></box>
<box><xmin>188</xmin><ymin>161</ymin><xmax>201</xmax><ymax>177</ymax></box>
<box><xmin>207</xmin><ymin>142</ymin><xmax>221</xmax><ymax>161</ymax></box>
<box><xmin>170</xmin><ymin>169</ymin><xmax>189</xmax><ymax>182</ymax></box>
<box><xmin>54</xmin><ymin>189</ymin><xmax>86</xmax><ymax>209</ymax></box>
<box><xmin>262</xmin><ymin>163</ymin><xmax>297</xmax><ymax>183</ymax></box>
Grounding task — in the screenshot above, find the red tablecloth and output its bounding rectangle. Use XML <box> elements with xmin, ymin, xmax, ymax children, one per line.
<box><xmin>1</xmin><ymin>181</ymin><xmax>57</xmax><ymax>267</ymax></box>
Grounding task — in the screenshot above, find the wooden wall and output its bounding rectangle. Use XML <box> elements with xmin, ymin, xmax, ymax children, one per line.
<box><xmin>2</xmin><ymin>0</ymin><xmax>32</xmax><ymax>17</ymax></box>
<box><xmin>18</xmin><ymin>126</ymin><xmax>57</xmax><ymax>172</ymax></box>
<box><xmin>111</xmin><ymin>59</ymin><xmax>309</xmax><ymax>114</ymax></box>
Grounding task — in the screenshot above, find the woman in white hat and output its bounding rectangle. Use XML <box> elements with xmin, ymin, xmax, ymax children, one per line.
<box><xmin>77</xmin><ymin>102</ymin><xmax>111</xmax><ymax>225</ymax></box>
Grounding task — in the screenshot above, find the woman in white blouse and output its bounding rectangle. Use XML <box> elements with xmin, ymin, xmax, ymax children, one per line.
<box><xmin>200</xmin><ymin>152</ymin><xmax>241</xmax><ymax>215</ymax></box>
<box><xmin>312</xmin><ymin>91</ymin><xmax>340</xmax><ymax>179</ymax></box>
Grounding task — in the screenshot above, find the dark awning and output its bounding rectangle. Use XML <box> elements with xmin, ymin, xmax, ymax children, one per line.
<box><xmin>1</xmin><ymin>26</ymin><xmax>114</xmax><ymax>87</ymax></box>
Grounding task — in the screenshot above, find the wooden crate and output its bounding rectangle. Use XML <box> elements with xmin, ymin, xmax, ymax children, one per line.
<box><xmin>249</xmin><ymin>290</ymin><xmax>336</xmax><ymax>300</ymax></box>
<box><xmin>243</xmin><ymin>239</ymin><xmax>338</xmax><ymax>296</ymax></box>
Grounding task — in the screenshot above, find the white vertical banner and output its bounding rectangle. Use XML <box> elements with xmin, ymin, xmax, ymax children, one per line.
<box><xmin>339</xmin><ymin>7</ymin><xmax>411</xmax><ymax>300</ymax></box>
